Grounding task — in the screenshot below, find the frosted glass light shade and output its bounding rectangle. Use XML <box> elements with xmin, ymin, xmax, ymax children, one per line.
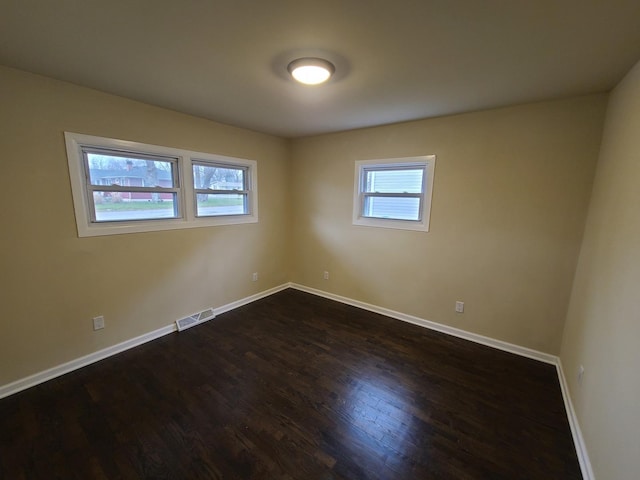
<box><xmin>287</xmin><ymin>58</ymin><xmax>335</xmax><ymax>85</ymax></box>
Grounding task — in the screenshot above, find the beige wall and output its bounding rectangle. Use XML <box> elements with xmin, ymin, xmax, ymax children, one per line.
<box><xmin>290</xmin><ymin>96</ymin><xmax>607</xmax><ymax>354</ymax></box>
<box><xmin>561</xmin><ymin>60</ymin><xmax>640</xmax><ymax>480</ymax></box>
<box><xmin>0</xmin><ymin>66</ymin><xmax>291</xmax><ymax>386</ymax></box>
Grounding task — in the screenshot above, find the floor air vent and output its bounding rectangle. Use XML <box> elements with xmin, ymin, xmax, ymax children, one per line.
<box><xmin>176</xmin><ymin>307</ymin><xmax>215</xmax><ymax>332</ymax></box>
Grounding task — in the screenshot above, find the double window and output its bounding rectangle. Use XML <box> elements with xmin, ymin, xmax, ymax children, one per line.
<box><xmin>353</xmin><ymin>156</ymin><xmax>436</xmax><ymax>232</ymax></box>
<box><xmin>66</xmin><ymin>132</ymin><xmax>257</xmax><ymax>237</ymax></box>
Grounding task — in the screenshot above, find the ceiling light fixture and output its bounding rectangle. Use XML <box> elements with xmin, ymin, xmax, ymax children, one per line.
<box><xmin>287</xmin><ymin>57</ymin><xmax>335</xmax><ymax>85</ymax></box>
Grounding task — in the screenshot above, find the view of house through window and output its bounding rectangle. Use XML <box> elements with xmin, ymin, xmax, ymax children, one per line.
<box><xmin>85</xmin><ymin>151</ymin><xmax>179</xmax><ymax>222</ymax></box>
<box><xmin>192</xmin><ymin>162</ymin><xmax>249</xmax><ymax>217</ymax></box>
<box><xmin>65</xmin><ymin>132</ymin><xmax>259</xmax><ymax>237</ymax></box>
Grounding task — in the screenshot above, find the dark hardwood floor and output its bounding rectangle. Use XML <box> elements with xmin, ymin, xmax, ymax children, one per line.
<box><xmin>0</xmin><ymin>289</ymin><xmax>581</xmax><ymax>479</ymax></box>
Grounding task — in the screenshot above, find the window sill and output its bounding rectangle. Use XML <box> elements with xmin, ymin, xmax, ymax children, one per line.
<box><xmin>352</xmin><ymin>216</ymin><xmax>429</xmax><ymax>232</ymax></box>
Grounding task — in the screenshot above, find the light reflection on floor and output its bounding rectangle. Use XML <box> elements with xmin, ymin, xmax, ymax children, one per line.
<box><xmin>339</xmin><ymin>374</ymin><xmax>426</xmax><ymax>474</ymax></box>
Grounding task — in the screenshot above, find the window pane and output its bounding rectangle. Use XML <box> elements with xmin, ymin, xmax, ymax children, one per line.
<box><xmin>364</xmin><ymin>168</ymin><xmax>424</xmax><ymax>193</ymax></box>
<box><xmin>364</xmin><ymin>196</ymin><xmax>421</xmax><ymax>221</ymax></box>
<box><xmin>193</xmin><ymin>163</ymin><xmax>246</xmax><ymax>190</ymax></box>
<box><xmin>86</xmin><ymin>153</ymin><xmax>175</xmax><ymax>188</ymax></box>
<box><xmin>93</xmin><ymin>191</ymin><xmax>178</xmax><ymax>222</ymax></box>
<box><xmin>196</xmin><ymin>193</ymin><xmax>247</xmax><ymax>217</ymax></box>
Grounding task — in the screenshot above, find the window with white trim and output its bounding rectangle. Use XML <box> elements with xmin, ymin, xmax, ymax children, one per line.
<box><xmin>65</xmin><ymin>132</ymin><xmax>258</xmax><ymax>237</ymax></box>
<box><xmin>192</xmin><ymin>161</ymin><xmax>251</xmax><ymax>217</ymax></box>
<box><xmin>353</xmin><ymin>156</ymin><xmax>435</xmax><ymax>232</ymax></box>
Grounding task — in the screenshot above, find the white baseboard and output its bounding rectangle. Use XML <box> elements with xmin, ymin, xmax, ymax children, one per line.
<box><xmin>556</xmin><ymin>360</ymin><xmax>595</xmax><ymax>480</ymax></box>
<box><xmin>289</xmin><ymin>283</ymin><xmax>557</xmax><ymax>364</ymax></box>
<box><xmin>214</xmin><ymin>283</ymin><xmax>290</xmax><ymax>315</ymax></box>
<box><xmin>0</xmin><ymin>283</ymin><xmax>290</xmax><ymax>400</ymax></box>
<box><xmin>0</xmin><ymin>323</ymin><xmax>177</xmax><ymax>400</ymax></box>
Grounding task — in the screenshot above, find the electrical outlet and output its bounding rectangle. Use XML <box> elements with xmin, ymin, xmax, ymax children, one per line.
<box><xmin>455</xmin><ymin>301</ymin><xmax>464</xmax><ymax>313</ymax></box>
<box><xmin>93</xmin><ymin>315</ymin><xmax>105</xmax><ymax>331</ymax></box>
<box><xmin>252</xmin><ymin>272</ymin><xmax>258</xmax><ymax>282</ymax></box>
<box><xmin>577</xmin><ymin>365</ymin><xmax>585</xmax><ymax>385</ymax></box>
<box><xmin>323</xmin><ymin>271</ymin><xmax>329</xmax><ymax>280</ymax></box>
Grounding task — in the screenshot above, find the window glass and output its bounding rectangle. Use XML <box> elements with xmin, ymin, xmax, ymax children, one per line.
<box><xmin>363</xmin><ymin>196</ymin><xmax>421</xmax><ymax>221</ymax></box>
<box><xmin>364</xmin><ymin>168</ymin><xmax>424</xmax><ymax>194</ymax></box>
<box><xmin>193</xmin><ymin>164</ymin><xmax>245</xmax><ymax>190</ymax></box>
<box><xmin>353</xmin><ymin>156</ymin><xmax>436</xmax><ymax>232</ymax></box>
<box><xmin>193</xmin><ymin>162</ymin><xmax>249</xmax><ymax>217</ymax></box>
<box><xmin>195</xmin><ymin>193</ymin><xmax>246</xmax><ymax>217</ymax></box>
<box><xmin>86</xmin><ymin>154</ymin><xmax>176</xmax><ymax>187</ymax></box>
<box><xmin>82</xmin><ymin>149</ymin><xmax>179</xmax><ymax>223</ymax></box>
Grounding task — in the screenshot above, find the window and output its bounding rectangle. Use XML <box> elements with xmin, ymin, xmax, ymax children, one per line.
<box><xmin>83</xmin><ymin>148</ymin><xmax>181</xmax><ymax>223</ymax></box>
<box><xmin>65</xmin><ymin>132</ymin><xmax>258</xmax><ymax>237</ymax></box>
<box><xmin>192</xmin><ymin>161</ymin><xmax>250</xmax><ymax>217</ymax></box>
<box><xmin>353</xmin><ymin>156</ymin><xmax>435</xmax><ymax>232</ymax></box>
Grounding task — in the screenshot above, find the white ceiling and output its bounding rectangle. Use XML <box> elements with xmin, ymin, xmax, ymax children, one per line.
<box><xmin>2</xmin><ymin>0</ymin><xmax>640</xmax><ymax>138</ymax></box>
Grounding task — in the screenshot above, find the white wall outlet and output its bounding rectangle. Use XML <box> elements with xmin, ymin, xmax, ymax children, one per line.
<box><xmin>577</xmin><ymin>365</ymin><xmax>585</xmax><ymax>385</ymax></box>
<box><xmin>455</xmin><ymin>301</ymin><xmax>464</xmax><ymax>313</ymax></box>
<box><xmin>252</xmin><ymin>272</ymin><xmax>258</xmax><ymax>282</ymax></box>
<box><xmin>323</xmin><ymin>271</ymin><xmax>329</xmax><ymax>280</ymax></box>
<box><xmin>93</xmin><ymin>315</ymin><xmax>105</xmax><ymax>331</ymax></box>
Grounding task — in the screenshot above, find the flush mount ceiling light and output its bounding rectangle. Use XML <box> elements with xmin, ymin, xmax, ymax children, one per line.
<box><xmin>287</xmin><ymin>57</ymin><xmax>335</xmax><ymax>85</ymax></box>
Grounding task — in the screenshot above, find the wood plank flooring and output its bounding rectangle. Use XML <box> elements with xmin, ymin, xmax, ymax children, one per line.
<box><xmin>0</xmin><ymin>289</ymin><xmax>581</xmax><ymax>479</ymax></box>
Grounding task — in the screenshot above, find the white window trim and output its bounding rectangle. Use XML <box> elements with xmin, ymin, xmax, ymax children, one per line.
<box><xmin>65</xmin><ymin>132</ymin><xmax>258</xmax><ymax>237</ymax></box>
<box><xmin>352</xmin><ymin>155</ymin><xmax>436</xmax><ymax>232</ymax></box>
